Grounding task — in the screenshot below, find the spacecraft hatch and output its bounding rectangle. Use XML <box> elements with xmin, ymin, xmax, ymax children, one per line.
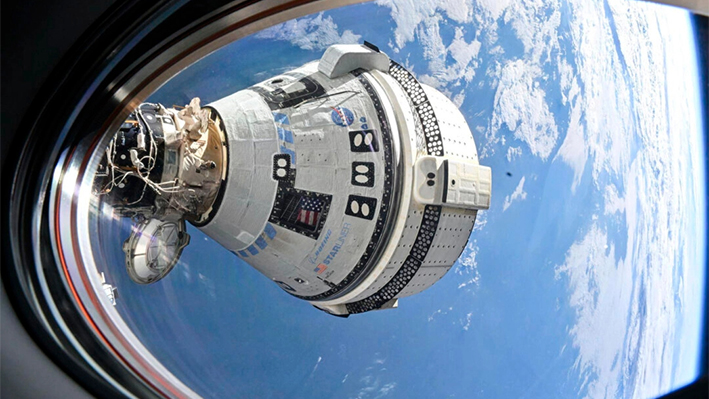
<box><xmin>95</xmin><ymin>43</ymin><xmax>492</xmax><ymax>317</ymax></box>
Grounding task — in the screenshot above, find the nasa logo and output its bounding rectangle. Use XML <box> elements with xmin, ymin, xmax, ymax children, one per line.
<box><xmin>331</xmin><ymin>106</ymin><xmax>354</xmax><ymax>126</ymax></box>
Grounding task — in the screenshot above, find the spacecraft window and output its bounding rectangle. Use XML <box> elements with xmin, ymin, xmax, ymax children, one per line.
<box><xmin>6</xmin><ymin>0</ymin><xmax>706</xmax><ymax>399</ymax></box>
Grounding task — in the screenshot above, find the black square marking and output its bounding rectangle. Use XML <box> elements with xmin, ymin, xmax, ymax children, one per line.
<box><xmin>349</xmin><ymin>130</ymin><xmax>379</xmax><ymax>152</ymax></box>
<box><xmin>351</xmin><ymin>162</ymin><xmax>375</xmax><ymax>187</ymax></box>
<box><xmin>345</xmin><ymin>195</ymin><xmax>377</xmax><ymax>220</ymax></box>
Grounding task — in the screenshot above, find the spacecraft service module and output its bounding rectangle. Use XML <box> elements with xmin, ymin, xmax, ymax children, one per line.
<box><xmin>95</xmin><ymin>43</ymin><xmax>492</xmax><ymax>317</ymax></box>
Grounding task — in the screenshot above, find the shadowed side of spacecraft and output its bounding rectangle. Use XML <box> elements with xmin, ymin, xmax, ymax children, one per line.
<box><xmin>94</xmin><ymin>43</ymin><xmax>492</xmax><ymax>317</ymax></box>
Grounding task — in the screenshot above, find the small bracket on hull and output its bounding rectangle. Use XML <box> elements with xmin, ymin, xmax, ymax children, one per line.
<box><xmin>414</xmin><ymin>156</ymin><xmax>491</xmax><ymax>210</ymax></box>
<box><xmin>318</xmin><ymin>44</ymin><xmax>390</xmax><ymax>79</ymax></box>
<box><xmin>312</xmin><ymin>303</ymin><xmax>350</xmax><ymax>317</ymax></box>
<box><xmin>313</xmin><ymin>298</ymin><xmax>399</xmax><ymax>318</ymax></box>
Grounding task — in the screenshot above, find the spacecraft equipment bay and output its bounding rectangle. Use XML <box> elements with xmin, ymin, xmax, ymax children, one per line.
<box><xmin>95</xmin><ymin>43</ymin><xmax>492</xmax><ymax>317</ymax></box>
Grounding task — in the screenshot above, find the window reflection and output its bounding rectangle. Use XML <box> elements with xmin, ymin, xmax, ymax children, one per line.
<box><xmin>80</xmin><ymin>0</ymin><xmax>706</xmax><ymax>398</ymax></box>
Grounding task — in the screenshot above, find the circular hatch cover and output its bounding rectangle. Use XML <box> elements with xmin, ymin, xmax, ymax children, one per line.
<box><xmin>123</xmin><ymin>218</ymin><xmax>190</xmax><ymax>284</ymax></box>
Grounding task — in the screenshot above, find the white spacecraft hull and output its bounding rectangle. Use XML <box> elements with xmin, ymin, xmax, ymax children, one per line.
<box><xmin>198</xmin><ymin>45</ymin><xmax>491</xmax><ymax>315</ymax></box>
<box><xmin>106</xmin><ymin>44</ymin><xmax>491</xmax><ymax>316</ymax></box>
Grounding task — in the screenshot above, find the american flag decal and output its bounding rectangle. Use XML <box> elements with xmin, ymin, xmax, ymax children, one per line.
<box><xmin>297</xmin><ymin>197</ymin><xmax>323</xmax><ymax>227</ymax></box>
<box><xmin>269</xmin><ymin>188</ymin><xmax>332</xmax><ymax>239</ymax></box>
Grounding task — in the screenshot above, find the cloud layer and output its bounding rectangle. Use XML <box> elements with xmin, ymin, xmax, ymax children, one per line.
<box><xmin>553</xmin><ymin>1</ymin><xmax>701</xmax><ymax>397</ymax></box>
<box><xmin>256</xmin><ymin>13</ymin><xmax>361</xmax><ymax>51</ymax></box>
<box><xmin>502</xmin><ymin>176</ymin><xmax>527</xmax><ymax>211</ymax></box>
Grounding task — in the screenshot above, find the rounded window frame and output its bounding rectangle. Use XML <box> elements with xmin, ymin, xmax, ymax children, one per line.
<box><xmin>3</xmin><ymin>0</ymin><xmax>366</xmax><ymax>398</ymax></box>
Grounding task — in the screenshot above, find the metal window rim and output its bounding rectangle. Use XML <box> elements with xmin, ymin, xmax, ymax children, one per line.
<box><xmin>3</xmin><ymin>0</ymin><xmax>366</xmax><ymax>398</ymax></box>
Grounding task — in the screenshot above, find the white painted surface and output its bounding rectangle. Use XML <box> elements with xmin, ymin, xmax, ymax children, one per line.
<box><xmin>318</xmin><ymin>44</ymin><xmax>390</xmax><ymax>78</ymax></box>
<box><xmin>199</xmin><ymin>90</ymin><xmax>279</xmax><ymax>251</ymax></box>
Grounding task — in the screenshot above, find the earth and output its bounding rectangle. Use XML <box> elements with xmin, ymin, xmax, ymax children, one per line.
<box><xmin>98</xmin><ymin>0</ymin><xmax>706</xmax><ymax>398</ymax></box>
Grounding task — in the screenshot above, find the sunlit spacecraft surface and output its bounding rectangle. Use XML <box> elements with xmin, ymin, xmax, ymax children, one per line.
<box><xmin>95</xmin><ymin>43</ymin><xmax>492</xmax><ymax>317</ymax></box>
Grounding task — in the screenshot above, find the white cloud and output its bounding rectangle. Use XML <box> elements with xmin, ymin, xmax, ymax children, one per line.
<box><xmin>554</xmin><ymin>98</ymin><xmax>587</xmax><ymax>192</ymax></box>
<box><xmin>462</xmin><ymin>312</ymin><xmax>473</xmax><ymax>331</ymax></box>
<box><xmin>502</xmin><ymin>176</ymin><xmax>527</xmax><ymax>211</ymax></box>
<box><xmin>378</xmin><ymin>0</ymin><xmax>564</xmax><ymax>160</ymax></box>
<box><xmin>255</xmin><ymin>13</ymin><xmax>360</xmax><ymax>51</ymax></box>
<box><xmin>350</xmin><ymin>357</ymin><xmax>397</xmax><ymax>399</ymax></box>
<box><xmin>309</xmin><ymin>356</ymin><xmax>322</xmax><ymax>377</ymax></box>
<box><xmin>376</xmin><ymin>0</ymin><xmax>483</xmax><ymax>105</ymax></box>
<box><xmin>555</xmin><ymin>225</ymin><xmax>632</xmax><ymax>399</ymax></box>
<box><xmin>375</xmin><ymin>0</ymin><xmax>473</xmax><ymax>50</ymax></box>
<box><xmin>504</xmin><ymin>0</ymin><xmax>561</xmax><ymax>64</ymax></box>
<box><xmin>449</xmin><ymin>30</ymin><xmax>481</xmax><ymax>67</ymax></box>
<box><xmin>552</xmin><ymin>0</ymin><xmax>634</xmax><ymax>186</ymax></box>
<box><xmin>491</xmin><ymin>60</ymin><xmax>559</xmax><ymax>160</ymax></box>
<box><xmin>556</xmin><ymin>156</ymin><xmax>684</xmax><ymax>397</ymax></box>
<box><xmin>418</xmin><ymin>26</ymin><xmax>481</xmax><ymax>88</ymax></box>
<box><xmin>472</xmin><ymin>210</ymin><xmax>487</xmax><ymax>232</ymax></box>
<box><xmin>427</xmin><ymin>308</ymin><xmax>442</xmax><ymax>322</ymax></box>
<box><xmin>477</xmin><ymin>0</ymin><xmax>564</xmax><ymax>160</ymax></box>
<box><xmin>455</xmin><ymin>240</ymin><xmax>480</xmax><ymax>290</ymax></box>
<box><xmin>452</xmin><ymin>92</ymin><xmax>466</xmax><ymax>107</ymax></box>
<box><xmin>367</xmin><ymin>1</ymin><xmax>700</xmax><ymax>398</ymax></box>
<box><xmin>475</xmin><ymin>0</ymin><xmax>511</xmax><ymax>20</ymax></box>
<box><xmin>506</xmin><ymin>146</ymin><xmax>522</xmax><ymax>162</ymax></box>
<box><xmin>414</xmin><ymin>22</ymin><xmax>482</xmax><ymax>92</ymax></box>
<box><xmin>198</xmin><ymin>273</ymin><xmax>216</xmax><ymax>299</ymax></box>
<box><xmin>378</xmin><ymin>383</ymin><xmax>397</xmax><ymax>397</ymax></box>
<box><xmin>554</xmin><ymin>3</ymin><xmax>699</xmax><ymax>397</ymax></box>
<box><xmin>603</xmin><ymin>184</ymin><xmax>625</xmax><ymax>215</ymax></box>
<box><xmin>558</xmin><ymin>57</ymin><xmax>575</xmax><ymax>106</ymax></box>
<box><xmin>343</xmin><ymin>352</ymin><xmax>397</xmax><ymax>399</ymax></box>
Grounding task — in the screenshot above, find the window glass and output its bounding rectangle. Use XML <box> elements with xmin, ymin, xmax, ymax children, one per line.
<box><xmin>81</xmin><ymin>0</ymin><xmax>706</xmax><ymax>398</ymax></box>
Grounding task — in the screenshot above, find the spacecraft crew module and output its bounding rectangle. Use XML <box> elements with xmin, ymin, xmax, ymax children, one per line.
<box><xmin>95</xmin><ymin>42</ymin><xmax>491</xmax><ymax>317</ymax></box>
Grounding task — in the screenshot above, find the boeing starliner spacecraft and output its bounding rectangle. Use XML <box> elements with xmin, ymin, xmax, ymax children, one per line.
<box><xmin>95</xmin><ymin>43</ymin><xmax>491</xmax><ymax>317</ymax></box>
